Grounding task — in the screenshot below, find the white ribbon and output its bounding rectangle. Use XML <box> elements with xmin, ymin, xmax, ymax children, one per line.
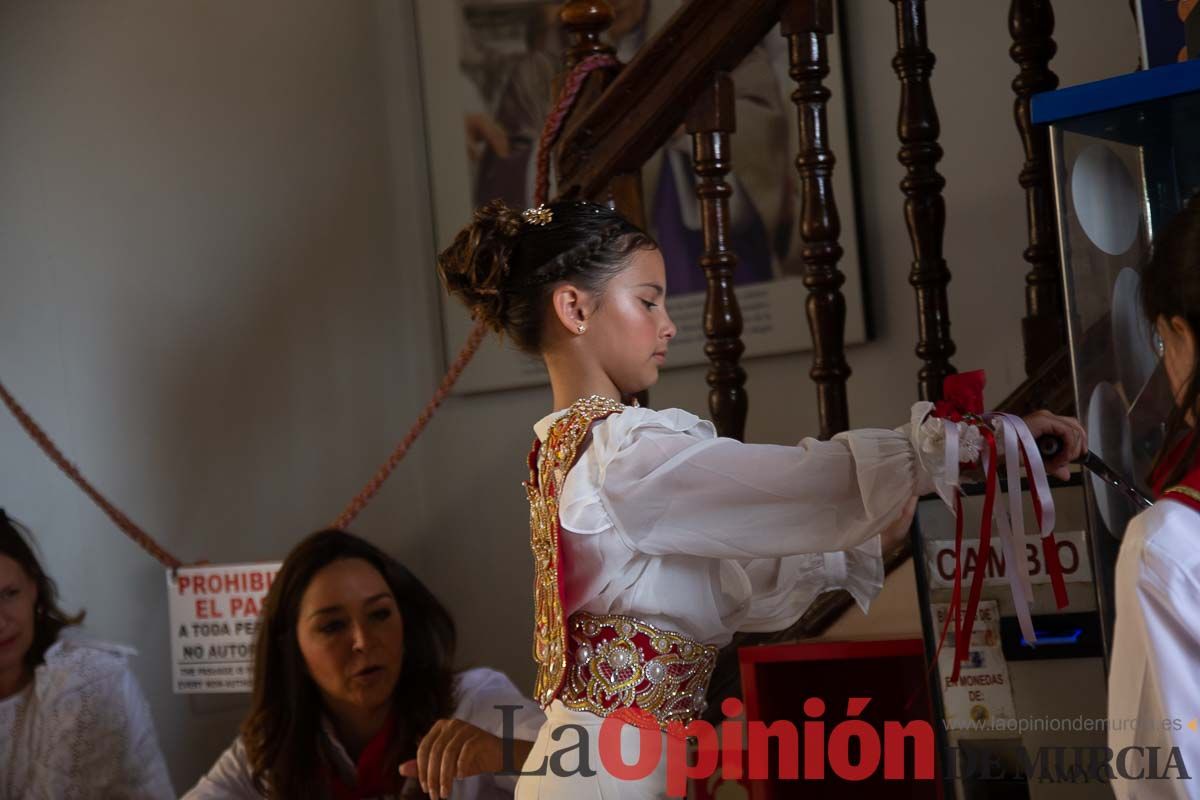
<box><xmin>944</xmin><ymin>417</ymin><xmax>960</xmax><ymax>493</ymax></box>
<box><xmin>996</xmin><ymin>415</ymin><xmax>1036</xmax><ymax>605</ymax></box>
<box><xmin>989</xmin><ymin>412</ymin><xmax>1056</xmax><ymax>536</ymax></box>
<box><xmin>991</xmin><ymin>503</ymin><xmax>1036</xmax><ymax>644</ymax></box>
<box><xmin>984</xmin><ymin>412</ymin><xmax>1059</xmax><ymax>644</ymax></box>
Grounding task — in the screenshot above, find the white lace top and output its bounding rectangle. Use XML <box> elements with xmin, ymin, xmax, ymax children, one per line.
<box><xmin>0</xmin><ymin>636</ymin><xmax>174</xmax><ymax>800</ymax></box>
<box><xmin>534</xmin><ymin>403</ymin><xmax>955</xmax><ymax>645</ymax></box>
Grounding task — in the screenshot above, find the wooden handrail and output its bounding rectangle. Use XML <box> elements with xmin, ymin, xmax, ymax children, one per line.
<box><xmin>555</xmin><ymin>0</ymin><xmax>784</xmax><ymax>200</ymax></box>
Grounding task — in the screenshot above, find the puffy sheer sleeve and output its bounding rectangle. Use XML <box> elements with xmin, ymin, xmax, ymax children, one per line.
<box><xmin>731</xmin><ymin>536</ymin><xmax>885</xmax><ymax>633</ymax></box>
<box><xmin>573</xmin><ymin>404</ymin><xmax>951</xmax><ymax>559</ymax></box>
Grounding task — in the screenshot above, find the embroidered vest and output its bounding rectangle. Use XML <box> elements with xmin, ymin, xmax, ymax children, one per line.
<box><xmin>525</xmin><ymin>396</ymin><xmax>626</xmax><ymax>707</ymax></box>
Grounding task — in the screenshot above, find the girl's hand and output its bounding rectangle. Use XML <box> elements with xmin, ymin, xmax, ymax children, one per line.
<box><xmin>1020</xmin><ymin>410</ymin><xmax>1087</xmax><ymax>481</ymax></box>
<box><xmin>399</xmin><ymin>719</ymin><xmax>532</xmax><ymax>799</ymax></box>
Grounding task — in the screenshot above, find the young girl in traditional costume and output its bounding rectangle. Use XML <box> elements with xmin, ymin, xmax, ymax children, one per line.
<box><xmin>1108</xmin><ymin>198</ymin><xmax>1200</xmax><ymax>800</ymax></box>
<box><xmin>433</xmin><ymin>199</ymin><xmax>1085</xmax><ymax>798</ymax></box>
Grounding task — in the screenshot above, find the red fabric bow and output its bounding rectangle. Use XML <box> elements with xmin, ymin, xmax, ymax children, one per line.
<box><xmin>933</xmin><ymin>370</ymin><xmax>986</xmax><ymax>422</ymax></box>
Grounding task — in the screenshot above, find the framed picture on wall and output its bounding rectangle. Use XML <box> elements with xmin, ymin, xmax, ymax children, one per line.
<box><xmin>414</xmin><ymin>0</ymin><xmax>868</xmax><ymax>393</ymax></box>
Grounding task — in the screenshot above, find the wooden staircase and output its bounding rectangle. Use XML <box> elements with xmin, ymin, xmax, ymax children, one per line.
<box><xmin>546</xmin><ymin>0</ymin><xmax>1074</xmax><ymax>712</ymax></box>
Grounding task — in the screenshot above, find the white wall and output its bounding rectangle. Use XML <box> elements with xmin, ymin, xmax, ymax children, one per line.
<box><xmin>0</xmin><ymin>0</ymin><xmax>1138</xmax><ymax>790</ymax></box>
<box><xmin>0</xmin><ymin>0</ymin><xmax>442</xmax><ymax>786</ymax></box>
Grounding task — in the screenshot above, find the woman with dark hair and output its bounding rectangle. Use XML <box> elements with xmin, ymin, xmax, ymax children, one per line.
<box><xmin>1108</xmin><ymin>198</ymin><xmax>1200</xmax><ymax>800</ymax></box>
<box><xmin>186</xmin><ymin>529</ymin><xmax>542</xmax><ymax>800</ymax></box>
<box><xmin>0</xmin><ymin>509</ymin><xmax>174</xmax><ymax>798</ymax></box>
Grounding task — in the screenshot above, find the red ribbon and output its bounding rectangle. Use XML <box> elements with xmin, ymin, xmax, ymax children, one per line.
<box><xmin>954</xmin><ymin>427</ymin><xmax>997</xmax><ymax>683</ymax></box>
<box><xmin>930</xmin><ymin>370</ymin><xmax>985</xmax><ymax>684</ymax></box>
<box><xmin>930</xmin><ymin>489</ymin><xmax>965</xmax><ymax>687</ymax></box>
<box><xmin>1017</xmin><ymin>440</ymin><xmax>1068</xmax><ymax>609</ymax></box>
<box><xmin>931</xmin><ymin>428</ymin><xmax>997</xmax><ymax>684</ymax></box>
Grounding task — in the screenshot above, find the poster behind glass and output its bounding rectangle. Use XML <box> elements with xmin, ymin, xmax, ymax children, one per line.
<box><xmin>416</xmin><ymin>0</ymin><xmax>868</xmax><ymax>393</ymax></box>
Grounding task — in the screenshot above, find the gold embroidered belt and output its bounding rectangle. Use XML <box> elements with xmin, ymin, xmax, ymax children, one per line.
<box><xmin>557</xmin><ymin>612</ymin><xmax>718</xmax><ymax>729</ymax></box>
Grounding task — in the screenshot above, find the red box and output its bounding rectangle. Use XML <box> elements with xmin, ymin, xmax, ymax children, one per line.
<box><xmin>738</xmin><ymin>638</ymin><xmax>944</xmax><ymax>800</ymax></box>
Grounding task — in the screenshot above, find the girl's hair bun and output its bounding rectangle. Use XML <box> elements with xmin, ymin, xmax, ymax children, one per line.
<box><xmin>437</xmin><ymin>199</ymin><xmax>524</xmax><ymax>332</ymax></box>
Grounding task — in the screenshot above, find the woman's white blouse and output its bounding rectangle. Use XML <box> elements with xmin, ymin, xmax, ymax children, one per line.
<box><xmin>185</xmin><ymin>667</ymin><xmax>545</xmax><ymax>799</ymax></box>
<box><xmin>0</xmin><ymin>636</ymin><xmax>174</xmax><ymax>800</ymax></box>
<box><xmin>537</xmin><ymin>403</ymin><xmax>950</xmax><ymax>646</ymax></box>
<box><xmin>1108</xmin><ymin>499</ymin><xmax>1200</xmax><ymax>800</ymax></box>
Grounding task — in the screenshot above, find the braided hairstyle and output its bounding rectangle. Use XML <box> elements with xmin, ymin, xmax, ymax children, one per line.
<box><xmin>438</xmin><ymin>199</ymin><xmax>656</xmax><ymax>353</ymax></box>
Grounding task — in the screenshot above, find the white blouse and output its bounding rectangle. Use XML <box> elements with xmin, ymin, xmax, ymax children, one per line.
<box><xmin>536</xmin><ymin>403</ymin><xmax>950</xmax><ymax>646</ymax></box>
<box><xmin>1108</xmin><ymin>499</ymin><xmax>1200</xmax><ymax>799</ymax></box>
<box><xmin>185</xmin><ymin>667</ymin><xmax>545</xmax><ymax>800</ymax></box>
<box><xmin>0</xmin><ymin>636</ymin><xmax>174</xmax><ymax>800</ymax></box>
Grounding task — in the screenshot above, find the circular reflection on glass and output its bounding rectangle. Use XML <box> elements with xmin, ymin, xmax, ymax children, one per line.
<box><xmin>1086</xmin><ymin>381</ymin><xmax>1135</xmax><ymax>541</ymax></box>
<box><xmin>1112</xmin><ymin>268</ymin><xmax>1158</xmax><ymax>397</ymax></box>
<box><xmin>1071</xmin><ymin>144</ymin><xmax>1141</xmax><ymax>256</ymax></box>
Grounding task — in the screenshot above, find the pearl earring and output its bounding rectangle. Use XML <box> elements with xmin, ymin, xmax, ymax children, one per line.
<box><xmin>577</xmin><ymin>324</ymin><xmax>587</xmax><ymax>334</ymax></box>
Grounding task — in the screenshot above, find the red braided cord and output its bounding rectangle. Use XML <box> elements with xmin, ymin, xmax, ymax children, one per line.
<box><xmin>332</xmin><ymin>319</ymin><xmax>489</xmax><ymax>529</ymax></box>
<box><xmin>0</xmin><ymin>379</ymin><xmax>183</xmax><ymax>569</ymax></box>
<box><xmin>534</xmin><ymin>53</ymin><xmax>620</xmax><ymax>206</ymax></box>
<box><xmin>2</xmin><ymin>56</ymin><xmax>619</xmax><ymax>564</ymax></box>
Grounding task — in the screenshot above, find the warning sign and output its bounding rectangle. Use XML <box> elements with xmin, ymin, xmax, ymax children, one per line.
<box><xmin>166</xmin><ymin>562</ymin><xmax>281</xmax><ymax>694</ymax></box>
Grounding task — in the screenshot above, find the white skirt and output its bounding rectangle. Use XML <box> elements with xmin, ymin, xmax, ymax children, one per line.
<box><xmin>514</xmin><ymin>701</ymin><xmax>672</xmax><ymax>799</ymax></box>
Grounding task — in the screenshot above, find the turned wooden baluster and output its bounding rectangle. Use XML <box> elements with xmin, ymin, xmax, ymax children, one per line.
<box><xmin>557</xmin><ymin>2</ymin><xmax>643</xmax><ymax>219</ymax></box>
<box><xmin>782</xmin><ymin>0</ymin><xmax>850</xmax><ymax>438</ymax></box>
<box><xmin>1010</xmin><ymin>0</ymin><xmax>1064</xmax><ymax>377</ymax></box>
<box><xmin>686</xmin><ymin>73</ymin><xmax>747</xmax><ymax>440</ymax></box>
<box><xmin>557</xmin><ymin>2</ymin><xmax>624</xmax><ymax>203</ymax></box>
<box><xmin>560</xmin><ymin>0</ymin><xmax>615</xmax><ymax>67</ymax></box>
<box><xmin>892</xmin><ymin>0</ymin><xmax>955</xmax><ymax>401</ymax></box>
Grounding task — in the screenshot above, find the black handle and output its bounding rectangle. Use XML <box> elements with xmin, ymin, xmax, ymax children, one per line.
<box><xmin>1036</xmin><ymin>435</ymin><xmax>1153</xmax><ymax>509</ymax></box>
<box><xmin>1036</xmin><ymin>434</ymin><xmax>1064</xmax><ymax>461</ymax></box>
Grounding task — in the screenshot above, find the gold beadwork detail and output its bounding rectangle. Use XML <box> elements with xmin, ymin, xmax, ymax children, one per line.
<box><xmin>560</xmin><ymin>611</ymin><xmax>718</xmax><ymax>729</ymax></box>
<box><xmin>1165</xmin><ymin>484</ymin><xmax>1200</xmax><ymax>504</ymax></box>
<box><xmin>526</xmin><ymin>396</ymin><xmax>626</xmax><ymax>708</ymax></box>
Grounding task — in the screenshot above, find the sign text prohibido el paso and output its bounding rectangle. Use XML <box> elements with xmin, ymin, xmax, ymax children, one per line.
<box><xmin>167</xmin><ymin>562</ymin><xmax>281</xmax><ymax>694</ymax></box>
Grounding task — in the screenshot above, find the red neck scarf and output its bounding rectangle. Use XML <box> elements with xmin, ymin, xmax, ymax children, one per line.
<box><xmin>1153</xmin><ymin>432</ymin><xmax>1200</xmax><ymax>512</ymax></box>
<box><xmin>323</xmin><ymin>714</ymin><xmax>403</xmax><ymax>800</ymax></box>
